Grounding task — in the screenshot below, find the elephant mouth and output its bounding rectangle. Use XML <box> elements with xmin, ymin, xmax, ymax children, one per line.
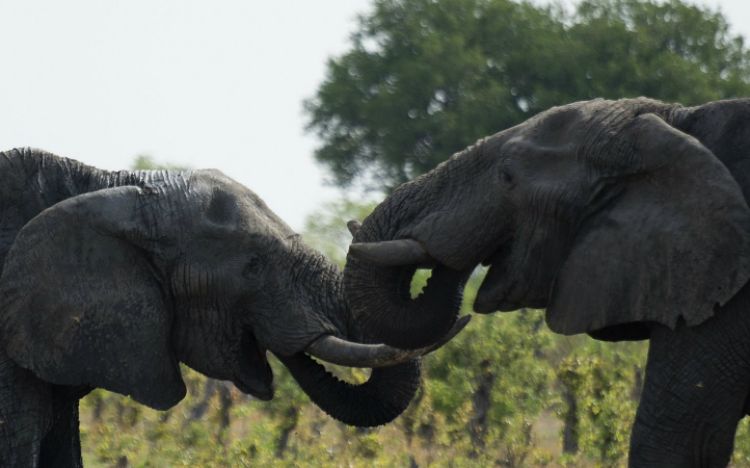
<box><xmin>475</xmin><ymin>241</ymin><xmax>525</xmax><ymax>312</ymax></box>
<box><xmin>233</xmin><ymin>330</ymin><xmax>274</xmax><ymax>400</ymax></box>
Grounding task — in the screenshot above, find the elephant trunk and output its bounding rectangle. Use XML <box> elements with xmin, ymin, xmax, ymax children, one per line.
<box><xmin>342</xmin><ymin>176</ymin><xmax>473</xmax><ymax>350</ymax></box>
<box><xmin>341</xmin><ymin>139</ymin><xmax>498</xmax><ymax>350</ymax></box>
<box><xmin>344</xmin><ymin>254</ymin><xmax>467</xmax><ymax>350</ymax></box>
<box><xmin>270</xmin><ymin>245</ymin><xmax>431</xmax><ymax>426</ymax></box>
<box><xmin>292</xmin><ymin>241</ymin><xmax>464</xmax><ymax>351</ymax></box>
<box><xmin>277</xmin><ymin>353</ymin><xmax>420</xmax><ymax>427</ymax></box>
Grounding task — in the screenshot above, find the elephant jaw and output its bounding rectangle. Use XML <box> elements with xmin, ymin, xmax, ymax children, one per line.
<box><xmin>233</xmin><ymin>330</ymin><xmax>274</xmax><ymax>400</ymax></box>
<box><xmin>474</xmin><ymin>261</ymin><xmax>525</xmax><ymax>313</ymax></box>
<box><xmin>474</xmin><ymin>243</ymin><xmax>523</xmax><ymax>313</ymax></box>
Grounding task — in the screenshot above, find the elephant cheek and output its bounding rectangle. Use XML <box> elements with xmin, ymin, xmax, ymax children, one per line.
<box><xmin>474</xmin><ymin>261</ymin><xmax>550</xmax><ymax>312</ymax></box>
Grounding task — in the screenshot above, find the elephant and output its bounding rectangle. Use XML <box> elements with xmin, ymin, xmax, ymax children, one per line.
<box><xmin>344</xmin><ymin>97</ymin><xmax>750</xmax><ymax>467</ymax></box>
<box><xmin>0</xmin><ymin>148</ymin><xmax>467</xmax><ymax>467</ymax></box>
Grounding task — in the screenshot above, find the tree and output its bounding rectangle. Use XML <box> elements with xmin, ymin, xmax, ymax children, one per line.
<box><xmin>306</xmin><ymin>0</ymin><xmax>750</xmax><ymax>190</ymax></box>
<box><xmin>302</xmin><ymin>199</ymin><xmax>377</xmax><ymax>265</ymax></box>
<box><xmin>131</xmin><ymin>153</ymin><xmax>189</xmax><ymax>171</ymax></box>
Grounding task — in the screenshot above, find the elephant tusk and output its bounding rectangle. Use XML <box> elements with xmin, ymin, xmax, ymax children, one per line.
<box><xmin>305</xmin><ymin>315</ymin><xmax>471</xmax><ymax>368</ymax></box>
<box><xmin>347</xmin><ymin>219</ymin><xmax>361</xmax><ymax>237</ymax></box>
<box><xmin>348</xmin><ymin>238</ymin><xmax>437</xmax><ymax>268</ymax></box>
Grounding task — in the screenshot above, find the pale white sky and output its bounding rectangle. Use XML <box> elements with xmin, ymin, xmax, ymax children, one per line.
<box><xmin>1</xmin><ymin>0</ymin><xmax>748</xmax><ymax>229</ymax></box>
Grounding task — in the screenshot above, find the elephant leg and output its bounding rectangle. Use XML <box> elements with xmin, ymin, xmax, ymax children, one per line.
<box><xmin>0</xmin><ymin>349</ymin><xmax>88</xmax><ymax>467</ymax></box>
<box><xmin>38</xmin><ymin>386</ymin><xmax>89</xmax><ymax>468</ymax></box>
<box><xmin>0</xmin><ymin>351</ymin><xmax>53</xmax><ymax>466</ymax></box>
<box><xmin>629</xmin><ymin>297</ymin><xmax>750</xmax><ymax>467</ymax></box>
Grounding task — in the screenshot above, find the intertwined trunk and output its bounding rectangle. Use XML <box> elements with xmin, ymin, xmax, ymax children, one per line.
<box><xmin>342</xmin><ymin>141</ymin><xmax>493</xmax><ymax>350</ymax></box>
<box><xmin>345</xmin><ymin>254</ymin><xmax>468</xmax><ymax>350</ymax></box>
<box><xmin>343</xmin><ymin>194</ymin><xmax>471</xmax><ymax>350</ymax></box>
<box><xmin>276</xmin><ymin>250</ymin><xmax>423</xmax><ymax>427</ymax></box>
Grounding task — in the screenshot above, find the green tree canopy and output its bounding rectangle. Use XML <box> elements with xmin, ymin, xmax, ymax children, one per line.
<box><xmin>131</xmin><ymin>153</ymin><xmax>189</xmax><ymax>171</ymax></box>
<box><xmin>306</xmin><ymin>0</ymin><xmax>750</xmax><ymax>190</ymax></box>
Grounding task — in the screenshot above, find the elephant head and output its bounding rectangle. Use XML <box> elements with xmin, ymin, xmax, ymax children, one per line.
<box><xmin>0</xmin><ymin>166</ymin><xmax>464</xmax><ymax>427</ymax></box>
<box><xmin>344</xmin><ymin>98</ymin><xmax>750</xmax><ymax>348</ymax></box>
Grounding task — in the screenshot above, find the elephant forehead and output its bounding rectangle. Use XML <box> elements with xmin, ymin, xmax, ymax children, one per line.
<box><xmin>526</xmin><ymin>103</ymin><xmax>593</xmax><ymax>140</ymax></box>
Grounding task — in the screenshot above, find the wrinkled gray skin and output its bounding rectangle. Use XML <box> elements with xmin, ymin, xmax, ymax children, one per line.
<box><xmin>0</xmin><ymin>148</ymin><xmax>421</xmax><ymax>467</ymax></box>
<box><xmin>345</xmin><ymin>98</ymin><xmax>750</xmax><ymax>467</ymax></box>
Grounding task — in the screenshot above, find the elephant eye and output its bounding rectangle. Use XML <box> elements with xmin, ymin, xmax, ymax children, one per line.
<box><xmin>499</xmin><ymin>165</ymin><xmax>515</xmax><ymax>186</ymax></box>
<box><xmin>242</xmin><ymin>255</ymin><xmax>262</xmax><ymax>278</ymax></box>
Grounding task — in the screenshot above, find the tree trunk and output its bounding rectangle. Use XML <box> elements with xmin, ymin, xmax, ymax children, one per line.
<box><xmin>561</xmin><ymin>384</ymin><xmax>579</xmax><ymax>455</ymax></box>
<box><xmin>468</xmin><ymin>359</ymin><xmax>496</xmax><ymax>457</ymax></box>
<box><xmin>275</xmin><ymin>406</ymin><xmax>300</xmax><ymax>459</ymax></box>
<box><xmin>216</xmin><ymin>382</ymin><xmax>232</xmax><ymax>444</ymax></box>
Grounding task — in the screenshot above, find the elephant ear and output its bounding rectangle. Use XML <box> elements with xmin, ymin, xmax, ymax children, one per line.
<box><xmin>546</xmin><ymin>113</ymin><xmax>750</xmax><ymax>337</ymax></box>
<box><xmin>0</xmin><ymin>186</ymin><xmax>186</xmax><ymax>409</ymax></box>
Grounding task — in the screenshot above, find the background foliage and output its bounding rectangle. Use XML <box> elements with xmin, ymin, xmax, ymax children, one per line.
<box><xmin>306</xmin><ymin>0</ymin><xmax>750</xmax><ymax>190</ymax></box>
<box><xmin>80</xmin><ymin>0</ymin><xmax>750</xmax><ymax>466</ymax></box>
